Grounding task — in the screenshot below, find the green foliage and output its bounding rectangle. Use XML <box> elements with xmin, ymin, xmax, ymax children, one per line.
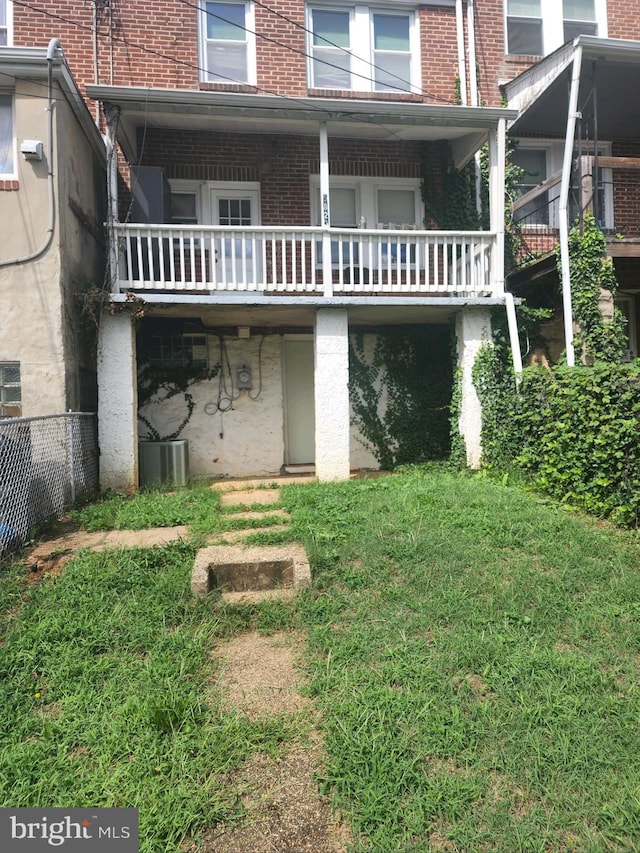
<box><xmin>349</xmin><ymin>327</ymin><xmax>453</xmax><ymax>469</ymax></box>
<box><xmin>558</xmin><ymin>214</ymin><xmax>627</xmax><ymax>363</ymax></box>
<box><xmin>515</xmin><ymin>364</ymin><xmax>640</xmax><ymax>525</ymax></box>
<box><xmin>476</xmin><ymin>361</ymin><xmax>640</xmax><ymax>526</ymax></box>
<box><xmin>421</xmin><ymin>142</ymin><xmax>480</xmax><ymax>230</ymax></box>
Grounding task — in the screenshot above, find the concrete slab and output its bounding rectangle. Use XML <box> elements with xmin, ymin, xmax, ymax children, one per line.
<box><xmin>191</xmin><ymin>543</ymin><xmax>311</xmax><ymax>597</ymax></box>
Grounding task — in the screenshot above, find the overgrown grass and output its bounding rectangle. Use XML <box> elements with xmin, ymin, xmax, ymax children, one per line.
<box><xmin>3</xmin><ymin>468</ymin><xmax>640</xmax><ymax>851</ymax></box>
<box><xmin>0</xmin><ymin>543</ymin><xmax>302</xmax><ymax>851</ymax></box>
<box><xmin>283</xmin><ymin>468</ymin><xmax>640</xmax><ymax>851</ymax></box>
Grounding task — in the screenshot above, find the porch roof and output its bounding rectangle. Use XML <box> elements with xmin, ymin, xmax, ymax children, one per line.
<box><xmin>505</xmin><ymin>36</ymin><xmax>640</xmax><ymax>138</ymax></box>
<box><xmin>108</xmin><ymin>293</ymin><xmax>509</xmax><ymax>328</ymax></box>
<box><xmin>86</xmin><ymin>84</ymin><xmax>516</xmax><ymax>168</ymax></box>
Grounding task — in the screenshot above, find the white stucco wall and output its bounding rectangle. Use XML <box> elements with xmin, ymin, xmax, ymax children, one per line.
<box><xmin>0</xmin><ymin>77</ymin><xmax>105</xmax><ymax>415</ymax></box>
<box><xmin>135</xmin><ymin>326</ymin><xmax>381</xmax><ymax>481</ymax></box>
<box><xmin>456</xmin><ymin>307</ymin><xmax>492</xmax><ymax>469</ymax></box>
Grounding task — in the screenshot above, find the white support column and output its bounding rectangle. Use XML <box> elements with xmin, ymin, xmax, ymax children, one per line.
<box><xmin>319</xmin><ymin>122</ymin><xmax>333</xmax><ymax>298</ymax></box>
<box><xmin>456</xmin><ymin>307</ymin><xmax>492</xmax><ymax>468</ymax></box>
<box><xmin>488</xmin><ymin>119</ymin><xmax>506</xmax><ymax>296</ymax></box>
<box><xmin>314</xmin><ymin>309</ymin><xmax>350</xmax><ymax>481</ymax></box>
<box><xmin>558</xmin><ymin>45</ymin><xmax>583</xmax><ymax>368</ymax></box>
<box><xmin>97</xmin><ymin>311</ymin><xmax>139</xmax><ymax>492</ymax></box>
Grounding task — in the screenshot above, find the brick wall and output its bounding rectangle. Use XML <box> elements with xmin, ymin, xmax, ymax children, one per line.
<box><xmin>136</xmin><ymin>127</ymin><xmax>441</xmax><ymax>225</ymax></box>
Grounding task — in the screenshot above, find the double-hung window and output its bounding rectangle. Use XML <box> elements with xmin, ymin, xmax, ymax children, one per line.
<box><xmin>309</xmin><ymin>5</ymin><xmax>418</xmax><ymax>93</ymax></box>
<box><xmin>0</xmin><ymin>94</ymin><xmax>14</xmax><ymax>176</ymax></box>
<box><xmin>505</xmin><ymin>0</ymin><xmax>605</xmax><ymax>56</ymax></box>
<box><xmin>0</xmin><ymin>1</ymin><xmax>11</xmax><ymax>47</ymax></box>
<box><xmin>200</xmin><ymin>1</ymin><xmax>256</xmax><ymax>85</ymax></box>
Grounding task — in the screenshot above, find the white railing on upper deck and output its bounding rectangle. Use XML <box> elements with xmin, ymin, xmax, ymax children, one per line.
<box><xmin>113</xmin><ymin>224</ymin><xmax>498</xmax><ymax>297</ymax></box>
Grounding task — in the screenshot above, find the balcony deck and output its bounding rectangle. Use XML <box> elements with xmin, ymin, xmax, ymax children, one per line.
<box><xmin>113</xmin><ymin>224</ymin><xmax>500</xmax><ymax>298</ymax></box>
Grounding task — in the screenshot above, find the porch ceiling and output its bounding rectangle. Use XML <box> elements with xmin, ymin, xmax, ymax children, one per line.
<box><xmin>86</xmin><ymin>85</ymin><xmax>516</xmax><ymax>167</ymax></box>
<box><xmin>505</xmin><ymin>36</ymin><xmax>640</xmax><ymax>138</ymax></box>
<box><xmin>113</xmin><ymin>294</ymin><xmax>506</xmax><ymax>328</ymax></box>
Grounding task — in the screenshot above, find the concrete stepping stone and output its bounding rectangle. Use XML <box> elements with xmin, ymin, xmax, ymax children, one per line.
<box><xmin>191</xmin><ymin>543</ymin><xmax>311</xmax><ymax>602</ymax></box>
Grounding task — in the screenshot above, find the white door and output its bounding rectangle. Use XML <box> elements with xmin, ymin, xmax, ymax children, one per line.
<box><xmin>283</xmin><ymin>338</ymin><xmax>315</xmax><ymax>465</ymax></box>
<box><xmin>210</xmin><ymin>186</ymin><xmax>260</xmax><ymax>286</ymax></box>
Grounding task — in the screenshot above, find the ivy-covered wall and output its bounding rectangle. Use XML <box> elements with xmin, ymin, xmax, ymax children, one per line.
<box><xmin>349</xmin><ymin>325</ymin><xmax>454</xmax><ymax>470</ymax></box>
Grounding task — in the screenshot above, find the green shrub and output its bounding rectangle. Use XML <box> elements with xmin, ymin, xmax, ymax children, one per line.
<box><xmin>478</xmin><ymin>362</ymin><xmax>640</xmax><ymax>526</ymax></box>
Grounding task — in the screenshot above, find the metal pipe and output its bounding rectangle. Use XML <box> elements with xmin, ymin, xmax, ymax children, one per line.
<box><xmin>558</xmin><ymin>43</ymin><xmax>584</xmax><ymax>368</ymax></box>
<box><xmin>0</xmin><ymin>39</ymin><xmax>60</xmax><ymax>269</ymax></box>
<box><xmin>455</xmin><ymin>0</ymin><xmax>467</xmax><ymax>105</ymax></box>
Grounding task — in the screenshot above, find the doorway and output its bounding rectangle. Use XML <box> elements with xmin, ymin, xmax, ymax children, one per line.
<box><xmin>283</xmin><ymin>337</ymin><xmax>315</xmax><ymax>465</ymax></box>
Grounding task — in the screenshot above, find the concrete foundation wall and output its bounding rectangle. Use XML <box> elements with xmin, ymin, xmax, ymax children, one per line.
<box><xmin>456</xmin><ymin>307</ymin><xmax>492</xmax><ymax>469</ymax></box>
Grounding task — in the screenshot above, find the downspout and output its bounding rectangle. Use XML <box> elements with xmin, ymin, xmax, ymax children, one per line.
<box><xmin>0</xmin><ymin>38</ymin><xmax>60</xmax><ymax>269</ymax></box>
<box><xmin>455</xmin><ymin>0</ymin><xmax>467</xmax><ymax>105</ymax></box>
<box><xmin>558</xmin><ymin>43</ymin><xmax>583</xmax><ymax>368</ymax></box>
<box><xmin>92</xmin><ymin>0</ymin><xmax>100</xmax><ymax>125</ymax></box>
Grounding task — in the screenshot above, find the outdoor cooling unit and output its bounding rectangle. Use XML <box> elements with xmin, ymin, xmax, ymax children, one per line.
<box><xmin>138</xmin><ymin>440</ymin><xmax>189</xmax><ymax>487</ymax></box>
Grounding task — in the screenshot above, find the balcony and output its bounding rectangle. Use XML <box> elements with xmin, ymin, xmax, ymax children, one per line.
<box><xmin>113</xmin><ymin>224</ymin><xmax>498</xmax><ymax>298</ymax></box>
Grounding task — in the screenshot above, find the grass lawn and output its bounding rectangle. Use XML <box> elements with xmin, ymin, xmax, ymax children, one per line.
<box><xmin>1</xmin><ymin>469</ymin><xmax>640</xmax><ymax>851</ymax></box>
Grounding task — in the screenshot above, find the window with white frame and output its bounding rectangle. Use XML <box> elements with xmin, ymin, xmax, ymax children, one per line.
<box><xmin>311</xmin><ymin>177</ymin><xmax>421</xmax><ymax>228</ymax></box>
<box><xmin>199</xmin><ymin>1</ymin><xmax>256</xmax><ymax>85</ymax></box>
<box><xmin>0</xmin><ymin>362</ymin><xmax>21</xmax><ymax>417</ymax></box>
<box><xmin>308</xmin><ymin>5</ymin><xmax>419</xmax><ymax>93</ymax></box>
<box><xmin>0</xmin><ymin>1</ymin><xmax>11</xmax><ymax>47</ymax></box>
<box><xmin>505</xmin><ymin>0</ymin><xmax>605</xmax><ymax>56</ymax></box>
<box><xmin>512</xmin><ymin>140</ymin><xmax>613</xmax><ymax>229</ymax></box>
<box><xmin>0</xmin><ymin>94</ymin><xmax>13</xmax><ymax>175</ymax></box>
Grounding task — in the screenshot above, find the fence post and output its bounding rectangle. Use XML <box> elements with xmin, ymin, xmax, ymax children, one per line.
<box><xmin>66</xmin><ymin>415</ymin><xmax>76</xmax><ymax>506</ymax></box>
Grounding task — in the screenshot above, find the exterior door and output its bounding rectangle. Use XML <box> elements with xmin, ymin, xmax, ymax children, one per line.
<box><xmin>210</xmin><ymin>186</ymin><xmax>260</xmax><ymax>286</ymax></box>
<box><xmin>283</xmin><ymin>338</ymin><xmax>315</xmax><ymax>465</ymax></box>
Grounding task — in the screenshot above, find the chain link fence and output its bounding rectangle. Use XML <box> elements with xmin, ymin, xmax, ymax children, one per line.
<box><xmin>0</xmin><ymin>413</ymin><xmax>98</xmax><ymax>559</ymax></box>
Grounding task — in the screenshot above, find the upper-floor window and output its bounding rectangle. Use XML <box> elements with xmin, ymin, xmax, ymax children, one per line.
<box><xmin>308</xmin><ymin>5</ymin><xmax>420</xmax><ymax>93</ymax></box>
<box><xmin>505</xmin><ymin>0</ymin><xmax>605</xmax><ymax>56</ymax></box>
<box><xmin>0</xmin><ymin>94</ymin><xmax>14</xmax><ymax>175</ymax></box>
<box><xmin>199</xmin><ymin>1</ymin><xmax>256</xmax><ymax>85</ymax></box>
<box><xmin>0</xmin><ymin>1</ymin><xmax>11</xmax><ymax>47</ymax></box>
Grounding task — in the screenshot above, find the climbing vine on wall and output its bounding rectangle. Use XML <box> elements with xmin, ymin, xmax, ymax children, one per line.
<box><xmin>349</xmin><ymin>326</ymin><xmax>453</xmax><ymax>469</ymax></box>
<box><xmin>557</xmin><ymin>213</ymin><xmax>626</xmax><ymax>363</ymax></box>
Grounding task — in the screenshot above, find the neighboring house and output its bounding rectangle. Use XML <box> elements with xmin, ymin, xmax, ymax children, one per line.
<box><xmin>504</xmin><ymin>36</ymin><xmax>640</xmax><ymax>365</ymax></box>
<box><xmin>12</xmin><ymin>1</ymin><xmax>635</xmax><ymax>488</ymax></box>
<box><xmin>0</xmin><ymin>37</ymin><xmax>106</xmax><ymax>417</ymax></box>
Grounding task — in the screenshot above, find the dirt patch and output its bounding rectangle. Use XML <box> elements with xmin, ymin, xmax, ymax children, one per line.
<box><xmin>213</xmin><ymin>631</ymin><xmax>314</xmax><ymax>720</ymax></box>
<box><xmin>196</xmin><ymin>746</ymin><xmax>350</xmax><ymax>853</ymax></box>
<box><xmin>198</xmin><ymin>631</ymin><xmax>351</xmax><ymax>853</ymax></box>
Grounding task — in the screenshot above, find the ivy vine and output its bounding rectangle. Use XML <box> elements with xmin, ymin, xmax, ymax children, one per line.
<box><xmin>349</xmin><ymin>326</ymin><xmax>453</xmax><ymax>469</ymax></box>
<box><xmin>557</xmin><ymin>213</ymin><xmax>626</xmax><ymax>364</ymax></box>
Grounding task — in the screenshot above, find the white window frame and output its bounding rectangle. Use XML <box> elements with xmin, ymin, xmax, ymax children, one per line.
<box><xmin>0</xmin><ymin>92</ymin><xmax>16</xmax><ymax>178</ymax></box>
<box><xmin>512</xmin><ymin>139</ymin><xmax>613</xmax><ymax>230</ymax></box>
<box><xmin>615</xmin><ymin>294</ymin><xmax>637</xmax><ymax>362</ymax></box>
<box><xmin>169</xmin><ymin>180</ymin><xmax>203</xmax><ymax>224</ymax></box>
<box><xmin>0</xmin><ymin>1</ymin><xmax>12</xmax><ymax>47</ymax></box>
<box><xmin>307</xmin><ymin>4</ymin><xmax>421</xmax><ymax>94</ymax></box>
<box><xmin>504</xmin><ymin>0</ymin><xmax>607</xmax><ymax>57</ymax></box>
<box><xmin>198</xmin><ymin>0</ymin><xmax>257</xmax><ymax>85</ymax></box>
<box><xmin>309</xmin><ymin>175</ymin><xmax>422</xmax><ymax>226</ymax></box>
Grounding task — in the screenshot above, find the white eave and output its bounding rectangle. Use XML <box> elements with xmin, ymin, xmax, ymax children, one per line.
<box><xmin>86</xmin><ymin>84</ymin><xmax>516</xmax><ymax>167</ymax></box>
<box><xmin>505</xmin><ymin>35</ymin><xmax>640</xmax><ymax>138</ymax></box>
<box><xmin>0</xmin><ymin>46</ymin><xmax>106</xmax><ymax>161</ymax></box>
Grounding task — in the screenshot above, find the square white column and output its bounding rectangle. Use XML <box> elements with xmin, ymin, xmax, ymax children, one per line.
<box><xmin>456</xmin><ymin>307</ymin><xmax>492</xmax><ymax>469</ymax></box>
<box><xmin>314</xmin><ymin>309</ymin><xmax>350</xmax><ymax>481</ymax></box>
<box><xmin>97</xmin><ymin>312</ymin><xmax>139</xmax><ymax>492</ymax></box>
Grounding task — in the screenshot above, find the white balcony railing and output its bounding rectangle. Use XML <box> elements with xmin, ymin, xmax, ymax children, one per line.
<box><xmin>113</xmin><ymin>224</ymin><xmax>498</xmax><ymax>297</ymax></box>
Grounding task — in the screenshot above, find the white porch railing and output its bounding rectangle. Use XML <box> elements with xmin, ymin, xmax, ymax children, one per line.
<box><xmin>113</xmin><ymin>224</ymin><xmax>498</xmax><ymax>297</ymax></box>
